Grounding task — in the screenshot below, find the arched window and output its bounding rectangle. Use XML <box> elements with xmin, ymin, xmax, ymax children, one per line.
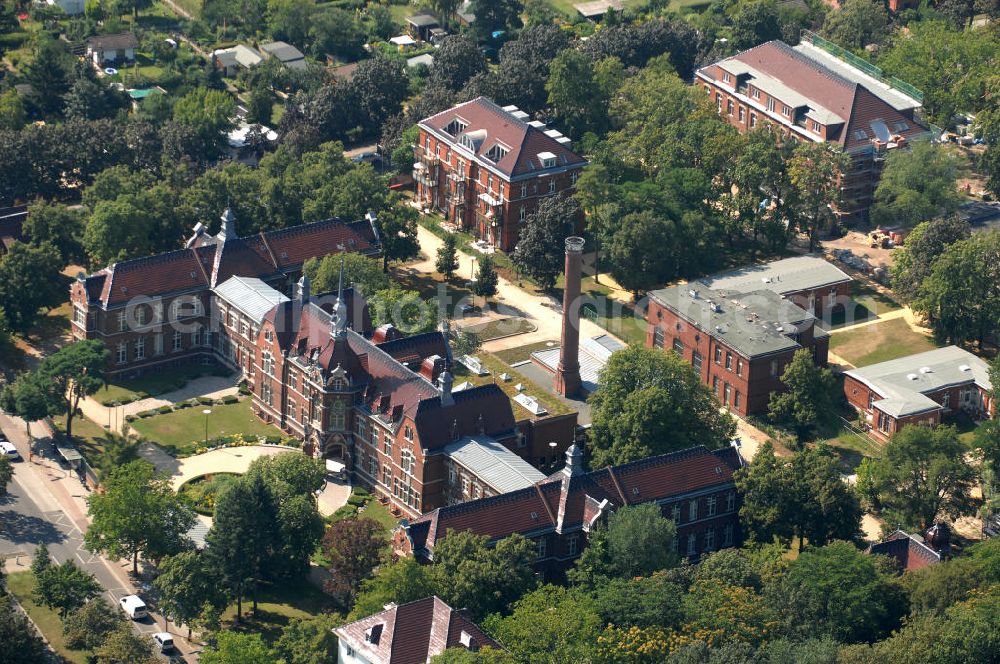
<box><xmin>331</xmin><ymin>401</ymin><xmax>345</xmax><ymax>430</ymax></box>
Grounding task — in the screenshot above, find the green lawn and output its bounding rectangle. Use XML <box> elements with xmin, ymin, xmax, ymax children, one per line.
<box><xmin>462</xmin><ymin>317</ymin><xmax>536</xmax><ymax>341</ymax></box>
<box><xmin>6</xmin><ymin>572</ymin><xmax>91</xmax><ymax>664</ymax></box>
<box><xmin>222</xmin><ymin>577</ymin><xmax>337</xmax><ymax>644</ymax></box>
<box><xmin>830</xmin><ymin>317</ymin><xmax>939</xmax><ymax>367</ymax></box>
<box><xmin>129</xmin><ymin>399</ymin><xmax>284</xmax><ymax>455</ymax></box>
<box><xmin>355</xmin><ymin>498</ymin><xmax>402</xmax><ymax>533</ymax></box>
<box><xmin>853</xmin><ymin>280</ymin><xmax>901</xmax><ymax>315</ymax></box>
<box><xmin>53</xmin><ymin>412</ymin><xmax>112</xmax><ymax>466</ymax></box>
<box><xmin>96</xmin><ymin>364</ymin><xmax>220</xmax><ymax>405</ymax></box>
<box><xmin>493</xmin><ymin>340</ymin><xmax>559</xmax><ymax>365</ymax></box>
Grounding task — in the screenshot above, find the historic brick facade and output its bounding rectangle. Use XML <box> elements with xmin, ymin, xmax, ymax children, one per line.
<box><xmin>415</xmin><ymin>97</ymin><xmax>586</xmax><ymax>252</ymax></box>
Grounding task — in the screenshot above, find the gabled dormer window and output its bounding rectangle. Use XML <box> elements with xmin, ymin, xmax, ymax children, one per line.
<box><xmin>445</xmin><ymin>118</ymin><xmax>468</xmax><ymax>136</ymax></box>
<box><xmin>459</xmin><ymin>134</ymin><xmax>476</xmax><ymax>151</ymax></box>
<box><xmin>484</xmin><ymin>143</ymin><xmax>509</xmax><ymax>163</ymax></box>
<box><xmin>538</xmin><ymin>151</ymin><xmax>556</xmax><ymax>169</ymax></box>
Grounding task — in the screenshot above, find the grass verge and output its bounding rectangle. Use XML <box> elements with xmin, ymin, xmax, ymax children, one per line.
<box><xmin>6</xmin><ymin>572</ymin><xmax>90</xmax><ymax>664</ymax></box>
<box><xmin>462</xmin><ymin>317</ymin><xmax>536</xmax><ymax>341</ymax></box>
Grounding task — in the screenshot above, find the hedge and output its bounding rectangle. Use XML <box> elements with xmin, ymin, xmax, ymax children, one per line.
<box><xmin>136</xmin><ymin>410</ymin><xmax>157</xmax><ymax>418</ymax></box>
<box><xmin>221</xmin><ymin>395</ymin><xmax>239</xmax><ymax>405</ymax></box>
<box><xmin>197</xmin><ymin>396</ymin><xmax>215</xmax><ymax>405</ymax></box>
<box><xmin>157</xmin><ymin>405</ymin><xmax>173</xmax><ymax>414</ymax></box>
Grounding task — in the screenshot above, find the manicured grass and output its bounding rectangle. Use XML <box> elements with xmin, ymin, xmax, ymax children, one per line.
<box><xmin>815</xmin><ymin>422</ymin><xmax>883</xmax><ymax>472</ymax></box>
<box><xmin>6</xmin><ymin>572</ymin><xmax>91</xmax><ymax>664</ymax></box>
<box><xmin>129</xmin><ymin>399</ymin><xmax>284</xmax><ymax>454</ymax></box>
<box><xmin>355</xmin><ymin>498</ymin><xmax>402</xmax><ymax>534</ymax></box>
<box><xmin>53</xmin><ymin>412</ymin><xmax>112</xmax><ymax>465</ymax></box>
<box><xmin>222</xmin><ymin>576</ymin><xmax>338</xmax><ymax>644</ymax></box>
<box><xmin>829</xmin><ymin>317</ymin><xmax>938</xmax><ymax>367</ymax></box>
<box><xmin>97</xmin><ymin>364</ymin><xmax>219</xmax><ymax>404</ymax></box>
<box><xmin>493</xmin><ymin>340</ymin><xmax>559</xmax><ymax>365</ymax></box>
<box><xmin>462</xmin><ymin>317</ymin><xmax>536</xmax><ymax>341</ymax></box>
<box><xmin>853</xmin><ymin>280</ymin><xmax>901</xmax><ymax>315</ymax></box>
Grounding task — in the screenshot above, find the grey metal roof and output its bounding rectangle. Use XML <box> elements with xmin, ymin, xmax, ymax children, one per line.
<box><xmin>700</xmin><ymin>255</ymin><xmax>851</xmax><ymax>297</ymax></box>
<box><xmin>844</xmin><ymin>346</ymin><xmax>990</xmax><ymax>418</ymax></box>
<box><xmin>406</xmin><ymin>13</ymin><xmax>439</xmax><ymax>26</ymax></box>
<box><xmin>794</xmin><ymin>42</ymin><xmax>921</xmax><ymax>112</ymax></box>
<box><xmin>649</xmin><ymin>284</ymin><xmax>818</xmax><ymax>359</ymax></box>
<box><xmin>531</xmin><ymin>334</ymin><xmax>625</xmax><ymax>393</ymax></box>
<box><xmin>260</xmin><ymin>41</ymin><xmax>304</xmax><ymax>63</ymax></box>
<box><xmin>443</xmin><ymin>435</ymin><xmax>546</xmax><ymax>493</ymax></box>
<box><xmin>213</xmin><ymin>276</ymin><xmax>290</xmax><ymax>325</ymax></box>
<box><xmin>407</xmin><ymin>54</ymin><xmax>435</xmax><ymax>68</ymax></box>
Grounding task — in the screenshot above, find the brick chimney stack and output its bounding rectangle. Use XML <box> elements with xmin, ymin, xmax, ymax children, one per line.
<box><xmin>555</xmin><ymin>236</ymin><xmax>584</xmax><ymax>397</ymax></box>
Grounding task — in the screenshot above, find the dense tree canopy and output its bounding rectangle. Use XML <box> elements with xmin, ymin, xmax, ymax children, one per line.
<box><xmin>511</xmin><ymin>194</ymin><xmax>578</xmax><ymax>290</ymax></box>
<box><xmin>767</xmin><ymin>348</ymin><xmax>839</xmax><ymax>440</ymax></box>
<box><xmin>891</xmin><ymin>215</ymin><xmax>971</xmax><ymax>303</ymax></box>
<box><xmin>871</xmin><ymin>142</ymin><xmax>961</xmax><ymax>229</ymax></box>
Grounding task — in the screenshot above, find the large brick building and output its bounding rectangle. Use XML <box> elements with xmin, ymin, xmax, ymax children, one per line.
<box><xmin>394</xmin><ymin>444</ymin><xmax>744</xmax><ymax>577</ymax></box>
<box><xmin>843</xmin><ymin>346</ymin><xmax>994</xmax><ymax>441</ymax></box>
<box><xmin>414</xmin><ymin>97</ymin><xmax>587</xmax><ymax>252</ymax></box>
<box><xmin>696</xmin><ymin>38</ymin><xmax>934</xmax><ymax>224</ymax></box>
<box><xmin>68</xmin><ymin>210</ymin><xmax>380</xmax><ymax>378</ymax></box>
<box><xmin>646</xmin><ymin>256</ymin><xmax>847</xmax><ymax>417</ymax></box>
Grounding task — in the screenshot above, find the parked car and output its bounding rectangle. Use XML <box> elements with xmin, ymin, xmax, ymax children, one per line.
<box><xmin>1</xmin><ymin>441</ymin><xmax>19</xmax><ymax>460</ymax></box>
<box><xmin>119</xmin><ymin>595</ymin><xmax>148</xmax><ymax>620</ymax></box>
<box><xmin>152</xmin><ymin>632</ymin><xmax>174</xmax><ymax>652</ymax></box>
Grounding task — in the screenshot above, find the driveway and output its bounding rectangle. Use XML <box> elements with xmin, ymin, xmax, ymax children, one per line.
<box><xmin>169</xmin><ymin>445</ymin><xmax>350</xmax><ymax>517</ymax></box>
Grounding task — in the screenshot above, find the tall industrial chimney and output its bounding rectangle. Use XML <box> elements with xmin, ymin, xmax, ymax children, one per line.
<box><xmin>555</xmin><ymin>236</ymin><xmax>584</xmax><ymax>397</ymax></box>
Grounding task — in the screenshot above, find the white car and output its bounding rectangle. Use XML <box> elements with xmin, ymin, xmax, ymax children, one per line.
<box><xmin>0</xmin><ymin>441</ymin><xmax>19</xmax><ymax>460</ymax></box>
<box><xmin>152</xmin><ymin>632</ymin><xmax>174</xmax><ymax>652</ymax></box>
<box><xmin>119</xmin><ymin>595</ymin><xmax>147</xmax><ymax>620</ymax></box>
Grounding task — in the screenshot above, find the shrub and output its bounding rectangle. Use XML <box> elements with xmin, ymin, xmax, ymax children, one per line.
<box><xmin>197</xmin><ymin>396</ymin><xmax>215</xmax><ymax>405</ymax></box>
<box><xmin>347</xmin><ymin>494</ymin><xmax>369</xmax><ymax>507</ymax></box>
<box><xmin>221</xmin><ymin>395</ymin><xmax>239</xmax><ymax>405</ymax></box>
<box><xmin>238</xmin><ymin>384</ymin><xmax>251</xmax><ymax>396</ymax></box>
<box><xmin>264</xmin><ymin>435</ymin><xmax>282</xmax><ymax>445</ymax></box>
<box><xmin>137</xmin><ymin>410</ymin><xmax>157</xmax><ymax>418</ymax></box>
<box><xmin>174</xmin><ymin>400</ymin><xmax>192</xmax><ymax>409</ymax></box>
<box><xmin>329</xmin><ymin>504</ymin><xmax>359</xmax><ymax>523</ymax></box>
<box><xmin>157</xmin><ymin>405</ymin><xmax>173</xmax><ymax>414</ymax></box>
<box><xmin>352</xmin><ymin>486</ymin><xmax>370</xmax><ymax>498</ymax></box>
<box><xmin>124</xmin><ymin>415</ymin><xmax>137</xmax><ymax>423</ymax></box>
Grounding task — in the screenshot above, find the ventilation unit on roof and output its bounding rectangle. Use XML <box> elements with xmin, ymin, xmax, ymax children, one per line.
<box><xmin>689</xmin><ymin>289</ymin><xmax>698</xmax><ymax>299</ymax></box>
<box><xmin>511</xmin><ymin>110</ymin><xmax>529</xmax><ymax>120</ymax></box>
<box><xmin>527</xmin><ymin>120</ymin><xmax>545</xmax><ymax>128</ymax></box>
<box><xmin>959</xmin><ymin>364</ymin><xmax>971</xmax><ymax>372</ymax></box>
<box><xmin>919</xmin><ymin>367</ymin><xmax>933</xmax><ymax>374</ymax></box>
<box><xmin>907</xmin><ymin>373</ymin><xmax>919</xmax><ymax>381</ymax></box>
<box><xmin>556</xmin><ymin>136</ymin><xmax>573</xmax><ymax>145</ymax></box>
<box><xmin>501</xmin><ymin>104</ymin><xmax>519</xmax><ymax>113</ymax></box>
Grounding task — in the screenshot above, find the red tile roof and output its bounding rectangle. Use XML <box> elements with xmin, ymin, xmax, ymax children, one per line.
<box><xmin>333</xmin><ymin>596</ymin><xmax>503</xmax><ymax>664</ymax></box>
<box><xmin>82</xmin><ymin>217</ymin><xmax>379</xmax><ymax>308</ymax></box>
<box><xmin>420</xmin><ymin>97</ymin><xmax>586</xmax><ymax>179</ymax></box>
<box><xmin>404</xmin><ymin>446</ymin><xmax>743</xmax><ymax>554</ymax></box>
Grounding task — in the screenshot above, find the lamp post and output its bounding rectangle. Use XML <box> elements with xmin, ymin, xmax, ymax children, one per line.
<box><xmin>202</xmin><ymin>409</ymin><xmax>212</xmax><ymax>447</ymax></box>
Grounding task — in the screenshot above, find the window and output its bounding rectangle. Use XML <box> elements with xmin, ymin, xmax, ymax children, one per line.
<box><xmin>750</xmin><ymin>113</ymin><xmax>757</xmax><ymax>129</ymax></box>
<box><xmin>289</xmin><ymin>372</ymin><xmax>297</xmax><ymax>392</ymax></box>
<box><xmin>240</xmin><ymin>321</ymin><xmax>248</xmax><ymax>338</ymax></box>
<box><xmin>671</xmin><ymin>504</ymin><xmax>681</xmax><ymax>524</ymax></box>
<box><xmin>404</xmin><ymin>426</ymin><xmax>413</xmax><ymax>442</ymax></box>
<box><xmin>519</xmin><ymin>206</ymin><xmax>526</xmax><ymax>222</ymax></box>
<box><xmin>193</xmin><ymin>326</ymin><xmax>203</xmax><ymax>347</ymax></box>
<box><xmin>462</xmin><ymin>477</ymin><xmax>470</xmax><ymax>496</ymax></box>
<box><xmin>262</xmin><ymin>382</ymin><xmax>272</xmax><ymax>406</ymax></box>
<box><xmin>355</xmin><ymin>416</ymin><xmax>366</xmax><ymax>438</ymax></box>
<box><xmin>520</xmin><ymin>183</ymin><xmax>527</xmax><ymax>198</ymax></box>
<box><xmin>853</xmin><ymin>129</ymin><xmax>868</xmax><ymax>141</ymax></box>
<box><xmin>734</xmin><ymin>391</ymin><xmax>741</xmax><ymax>409</ymax></box>
<box><xmin>173</xmin><ymin>330</ymin><xmax>182</xmax><ymax>352</ymax></box>
<box><xmin>672</xmin><ymin>339</ymin><xmax>684</xmax><ymax>356</ymax></box>
<box><xmin>705</xmin><ymin>527</ymin><xmax>715</xmax><ymax>551</ymax></box>
<box><xmin>310</xmin><ymin>393</ymin><xmax>320</xmax><ymax>422</ymax></box>
<box><xmin>401</xmin><ymin>449</ymin><xmax>415</xmax><ymax>475</ymax></box>
<box><xmin>767</xmin><ymin>98</ymin><xmax>775</xmax><ymax>113</ymax></box>
<box><xmin>331</xmin><ymin>401</ymin><xmax>345</xmax><ymax>430</ymax></box>
<box><xmin>369</xmin><ymin>454</ymin><xmax>378</xmax><ymax>478</ymax></box>
<box><xmin>689</xmin><ymin>499</ymin><xmax>698</xmax><ymax>521</ymax></box>
<box><xmin>942</xmin><ymin>393</ymin><xmax>950</xmax><ymax>409</ymax></box>
<box><xmin>692</xmin><ymin>351</ymin><xmax>703</xmax><ymax>374</ymax></box>
<box><xmin>653</xmin><ymin>327</ymin><xmax>665</xmax><ymax>348</ymax></box>
<box><xmin>723</xmin><ymin>383</ymin><xmax>731</xmax><ymax>405</ymax></box>
<box><xmin>472</xmin><ymin>485</ymin><xmax>481</xmax><ymax>499</ymax></box>
<box><xmin>73</xmin><ymin>306</ymin><xmax>85</xmax><ymax>326</ymax></box>
<box><xmin>687</xmin><ymin>533</ymin><xmax>697</xmax><ymax>556</ymax></box>
<box><xmin>877</xmin><ymin>411</ymin><xmax>891</xmax><ymax>433</ymax></box>
<box><xmin>134</xmin><ymin>337</ymin><xmax>145</xmax><ymax>360</ymax></box>
<box><xmin>567</xmin><ymin>534</ymin><xmax>579</xmax><ymax>556</ymax></box>
<box><xmin>738</xmin><ymin>107</ymin><xmax>745</xmax><ymax>123</ymax></box>
<box><xmin>287</xmin><ymin>397</ymin><xmax>295</xmax><ymax>415</ymax></box>
<box><xmin>707</xmin><ymin>496</ymin><xmax>717</xmax><ymax>516</ymax></box>
<box><xmin>536</xmin><ymin>538</ymin><xmax>547</xmax><ymax>559</ymax></box>
<box><xmin>136</xmin><ymin>307</ymin><xmax>146</xmax><ymax>326</ymax></box>
<box><xmin>264</xmin><ymin>328</ymin><xmax>273</xmax><ymax>342</ymax></box>
<box><xmin>751</xmin><ymin>87</ymin><xmax>760</xmax><ymax>99</ymax></box>
<box><xmin>226</xmin><ymin>311</ymin><xmax>235</xmax><ymax>329</ymax></box>
<box><xmin>485</xmin><ymin>143</ymin><xmax>508</xmax><ymax>162</ymax></box>
<box><xmin>893</xmin><ymin>121</ymin><xmax>909</xmax><ymax>132</ymax></box>
<box><xmin>723</xmin><ymin>524</ymin><xmax>734</xmax><ymax>547</ymax></box>
<box><xmin>726</xmin><ymin>492</ymin><xmax>736</xmax><ymax>513</ymax></box>
<box><xmin>723</xmin><ymin>72</ymin><xmax>731</xmax><ymax>84</ymax></box>
<box><xmin>382</xmin><ymin>465</ymin><xmax>391</xmax><ymax>487</ymax></box>
<box><xmin>714</xmin><ymin>347</ymin><xmax>722</xmax><ymax>364</ymax></box>
<box><xmin>154</xmin><ymin>333</ymin><xmax>163</xmax><ymax>356</ymax></box>
<box><xmin>383</xmin><ymin>433</ymin><xmax>392</xmax><ymax>455</ymax></box>
<box><xmin>712</xmin><ymin>376</ymin><xmax>719</xmax><ymax>394</ymax></box>
<box><xmin>782</xmin><ymin>105</ymin><xmax>791</xmax><ymax>117</ymax></box>
<box><xmin>726</xmin><ymin>99</ymin><xmax>733</xmax><ymax>116</ymax></box>
<box><xmin>571</xmin><ymin>171</ymin><xmax>579</xmax><ymax>186</ymax></box>
<box><xmin>118</xmin><ymin>311</ymin><xmax>127</xmax><ymax>332</ymax></box>
<box><xmin>716</xmin><ymin>93</ymin><xmax>722</xmax><ymax>112</ymax></box>
<box><xmin>770</xmin><ymin>359</ymin><xmax>779</xmax><ymax>377</ymax></box>
<box><xmin>262</xmin><ymin>351</ymin><xmax>275</xmax><ymax>376</ymax></box>
<box><xmin>811</xmin><ymin>120</ymin><xmax>821</xmax><ymax>133</ymax></box>
<box><xmin>725</xmin><ymin>353</ymin><xmax>733</xmax><ymax>370</ymax></box>
<box><xmin>736</xmin><ymin>359</ymin><xmax>743</xmax><ymax>377</ymax></box>
<box><xmin>116</xmin><ymin>343</ymin><xmax>127</xmax><ymax>364</ymax></box>
<box><xmin>548</xmin><ymin>178</ymin><xmax>556</xmax><ymax>194</ymax></box>
<box><xmin>487</xmin><ymin>173</ymin><xmax>493</xmax><ymax>191</ymax></box>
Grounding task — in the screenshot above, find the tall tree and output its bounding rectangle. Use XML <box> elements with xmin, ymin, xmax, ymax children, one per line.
<box><xmin>0</xmin><ymin>455</ymin><xmax>12</xmax><ymax>496</ymax></box>
<box><xmin>857</xmin><ymin>424</ymin><xmax>978</xmax><ymax>531</ymax></box>
<box><xmin>33</xmin><ymin>561</ymin><xmax>101</xmax><ymax>618</ymax></box>
<box><xmin>351</xmin><ymin>56</ymin><xmax>409</xmax><ymax>133</ymax></box>
<box><xmin>736</xmin><ymin>442</ymin><xmax>862</xmax><ymax>551</ymax></box>
<box><xmin>431</xmin><ymin>35</ymin><xmax>487</xmax><ymax>93</ymax></box>
<box><xmin>205</xmin><ymin>473</ymin><xmax>278</xmax><ymax>621</ymax></box>
<box><xmin>511</xmin><ymin>194</ymin><xmax>577</xmax><ymax>290</ymax></box>
<box><xmin>767</xmin><ymin>348</ymin><xmax>839</xmax><ymax>440</ymax></box>
<box><xmin>63</xmin><ymin>598</ymin><xmax>122</xmax><ymax>651</ymax></box>
<box><xmin>472</xmin><ymin>255</ymin><xmax>499</xmax><ymax>301</ymax></box>
<box><xmin>436</xmin><ymin>233</ymin><xmax>460</xmax><ymax>279</ymax></box>
<box><xmin>23</xmin><ymin>201</ymin><xmax>85</xmax><ymax>265</ymax></box>
<box><xmin>588</xmin><ymin>346</ymin><xmax>736</xmax><ymax>467</ymax></box>
<box><xmin>322</xmin><ymin>517</ymin><xmax>386</xmax><ymax>606</ymax></box>
<box><xmin>788</xmin><ymin>141</ymin><xmax>850</xmax><ymax>252</ymax></box>
<box><xmin>467</xmin><ymin>0</ymin><xmax>523</xmax><ymax>42</ymax></box>
<box><xmin>93</xmin><ymin>623</ymin><xmax>157</xmax><ymax>664</ymax></box>
<box><xmin>272</xmin><ymin>614</ymin><xmax>342</xmax><ymax>664</ymax></box>
<box><xmin>545</xmin><ymin>50</ymin><xmax>622</xmax><ymax>138</ymax></box>
<box><xmin>200</xmin><ymin>632</ymin><xmax>273</xmax><ymax>664</ymax></box>
<box><xmin>0</xmin><ymin>241</ymin><xmax>64</xmax><ymax>331</ymax></box>
<box><xmin>349</xmin><ymin>557</ymin><xmax>437</xmax><ymax>621</ymax></box>
<box><xmin>85</xmin><ymin>460</ymin><xmax>196</xmax><ymax>573</ymax></box>
<box><xmin>821</xmin><ymin>0</ymin><xmax>889</xmax><ymax>51</ymax></box>
<box><xmin>0</xmin><ymin>371</ymin><xmax>54</xmax><ymax>445</ymax></box>
<box><xmin>154</xmin><ymin>551</ymin><xmax>226</xmax><ymax>637</ymax></box>
<box><xmin>731</xmin><ymin>0</ymin><xmax>782</xmax><ymax>51</ymax></box>
<box><xmin>0</xmin><ymin>88</ymin><xmax>27</xmax><ymax>130</ymax></box>
<box><xmin>40</xmin><ymin>340</ymin><xmax>110</xmax><ymax>441</ymax></box>
<box><xmin>569</xmin><ymin>503</ymin><xmax>678</xmax><ymax>586</ymax></box>
<box><xmin>914</xmin><ymin>231</ymin><xmax>1000</xmax><ymax>346</ymax></box>
<box><xmin>603</xmin><ymin>210</ymin><xmax>677</xmax><ymax>298</ymax></box>
<box><xmin>23</xmin><ymin>34</ymin><xmax>74</xmax><ymax>117</ymax></box>
<box><xmin>172</xmin><ymin>88</ymin><xmax>237</xmax><ymax>162</ymax></box>
<box><xmin>0</xmin><ymin>595</ymin><xmax>48</xmax><ymax>664</ymax></box>
<box><xmin>871</xmin><ymin>141</ymin><xmax>961</xmax><ymax>229</ymax></box>
<box><xmin>304</xmin><ymin>252</ymin><xmax>389</xmax><ymax>296</ymax></box>
<box><xmin>890</xmin><ymin>215</ymin><xmax>971</xmax><ymax>303</ymax></box>
<box><xmin>377</xmin><ymin>201</ymin><xmax>420</xmax><ymax>272</ymax></box>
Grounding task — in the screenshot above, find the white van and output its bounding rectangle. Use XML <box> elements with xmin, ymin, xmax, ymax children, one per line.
<box><xmin>119</xmin><ymin>595</ymin><xmax>147</xmax><ymax>620</ymax></box>
<box><xmin>152</xmin><ymin>632</ymin><xmax>174</xmax><ymax>652</ymax></box>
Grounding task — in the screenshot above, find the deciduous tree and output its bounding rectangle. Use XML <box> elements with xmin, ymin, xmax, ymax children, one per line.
<box><xmin>23</xmin><ymin>201</ymin><xmax>85</xmax><ymax>265</ymax></box>
<box><xmin>436</xmin><ymin>233</ymin><xmax>460</xmax><ymax>279</ymax></box>
<box><xmin>322</xmin><ymin>517</ymin><xmax>386</xmax><ymax>606</ymax></box>
<box><xmin>304</xmin><ymin>252</ymin><xmax>389</xmax><ymax>296</ymax></box>
<box><xmin>588</xmin><ymin>346</ymin><xmax>736</xmax><ymax>467</ymax></box>
<box><xmin>570</xmin><ymin>504</ymin><xmax>678</xmax><ymax>585</ymax></box>
<box><xmin>0</xmin><ymin>455</ymin><xmax>12</xmax><ymax>495</ymax></box>
<box><xmin>431</xmin><ymin>35</ymin><xmax>487</xmax><ymax>93</ymax></box>
<box><xmin>767</xmin><ymin>348</ymin><xmax>838</xmax><ymax>440</ymax></box>
<box><xmin>0</xmin><ymin>595</ymin><xmax>48</xmax><ymax>664</ymax></box>
<box><xmin>93</xmin><ymin>623</ymin><xmax>157</xmax><ymax>664</ymax></box>
<box><xmin>63</xmin><ymin>598</ymin><xmax>122</xmax><ymax>650</ymax></box>
<box><xmin>40</xmin><ymin>340</ymin><xmax>110</xmax><ymax>441</ymax></box>
<box><xmin>484</xmin><ymin>585</ymin><xmax>601</xmax><ymax>663</ymax></box>
<box><xmin>272</xmin><ymin>614</ymin><xmax>342</xmax><ymax>664</ymax></box>
<box><xmin>821</xmin><ymin>0</ymin><xmax>889</xmax><ymax>51</ymax></box>
<box><xmin>348</xmin><ymin>557</ymin><xmax>436</xmax><ymax>621</ymax></box>
<box><xmin>377</xmin><ymin>201</ymin><xmax>420</xmax><ymax>271</ymax></box>
<box><xmin>154</xmin><ymin>551</ymin><xmax>226</xmax><ymax>637</ymax></box>
<box><xmin>890</xmin><ymin>215</ymin><xmax>970</xmax><ymax>303</ymax></box>
<box><xmin>788</xmin><ymin>141</ymin><xmax>849</xmax><ymax>252</ymax></box>
<box><xmin>871</xmin><ymin>141</ymin><xmax>961</xmax><ymax>229</ymax></box>
<box><xmin>0</xmin><ymin>241</ymin><xmax>65</xmax><ymax>331</ymax></box>
<box><xmin>472</xmin><ymin>255</ymin><xmax>499</xmax><ymax>300</ymax></box>
<box><xmin>33</xmin><ymin>560</ymin><xmax>101</xmax><ymax>618</ymax></box>
<box><xmin>511</xmin><ymin>194</ymin><xmax>577</xmax><ymax>290</ymax></box>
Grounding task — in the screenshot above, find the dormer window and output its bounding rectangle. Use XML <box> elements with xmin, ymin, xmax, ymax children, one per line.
<box><xmin>538</xmin><ymin>151</ymin><xmax>556</xmax><ymax>168</ymax></box>
<box><xmin>484</xmin><ymin>143</ymin><xmax>509</xmax><ymax>163</ymax></box>
<box><xmin>445</xmin><ymin>118</ymin><xmax>468</xmax><ymax>136</ymax></box>
<box><xmin>853</xmin><ymin>129</ymin><xmax>868</xmax><ymax>141</ymax></box>
<box><xmin>723</xmin><ymin>71</ymin><xmax>731</xmax><ymax>84</ymax></box>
